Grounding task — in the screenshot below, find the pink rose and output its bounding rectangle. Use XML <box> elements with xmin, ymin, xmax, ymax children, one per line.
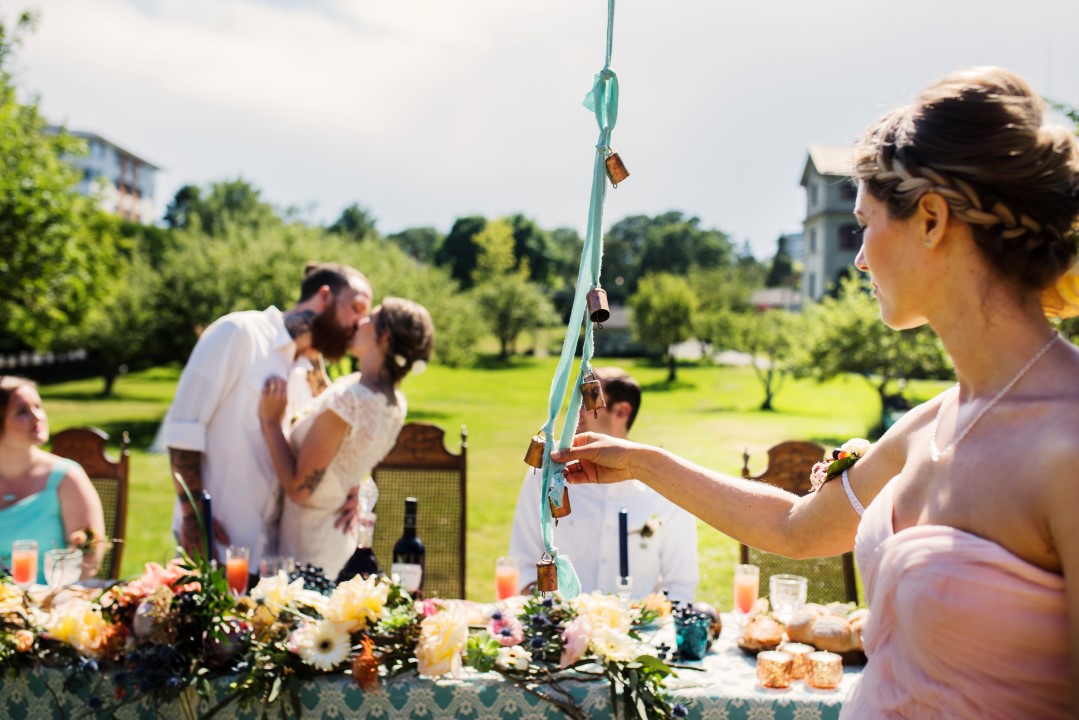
<box><xmin>559</xmin><ymin>615</ymin><xmax>592</xmax><ymax>669</ymax></box>
<box><xmin>487</xmin><ymin>615</ymin><xmax>525</xmax><ymax>647</ymax></box>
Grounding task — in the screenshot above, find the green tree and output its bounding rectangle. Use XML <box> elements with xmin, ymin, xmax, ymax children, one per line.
<box><xmin>507</xmin><ymin>213</ymin><xmax>559</xmax><ymax>287</ymax></box>
<box><xmin>435</xmin><ymin>215</ymin><xmax>486</xmax><ymax>289</ymax></box>
<box><xmin>801</xmin><ymin>275</ymin><xmax>951</xmax><ymax>431</ymax></box>
<box><xmin>630</xmin><ymin>273</ymin><xmax>699</xmax><ymax>381</ymax></box>
<box><xmin>471</xmin><ymin>219</ymin><xmax>518</xmax><ymax>284</ymax></box>
<box><xmin>473</xmin><ymin>274</ymin><xmax>556</xmax><ymax>359</ymax></box>
<box><xmin>162</xmin><ymin>179</ymin><xmax>278</xmax><ymax>237</ymax></box>
<box><xmin>0</xmin><ymin>12</ymin><xmax>123</xmax><ymax>349</ymax></box>
<box><xmin>766</xmin><ymin>235</ymin><xmax>796</xmax><ymax>288</ymax></box>
<box><xmin>386</xmin><ymin>226</ymin><xmax>443</xmax><ymax>264</ymax></box>
<box><xmin>328</xmin><ymin>202</ymin><xmax>378</xmax><ymax>241</ymax></box>
<box><xmin>729</xmin><ymin>310</ymin><xmax>803</xmax><ymax>410</ymax></box>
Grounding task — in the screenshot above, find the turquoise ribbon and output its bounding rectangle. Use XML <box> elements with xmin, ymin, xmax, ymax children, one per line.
<box><xmin>538</xmin><ymin>0</ymin><xmax>619</xmax><ymax>600</ymax></box>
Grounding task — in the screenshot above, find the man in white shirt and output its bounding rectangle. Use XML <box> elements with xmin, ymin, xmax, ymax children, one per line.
<box><xmin>162</xmin><ymin>262</ymin><xmax>372</xmax><ymax>567</ymax></box>
<box><xmin>509</xmin><ymin>368</ymin><xmax>699</xmax><ymax>602</ymax></box>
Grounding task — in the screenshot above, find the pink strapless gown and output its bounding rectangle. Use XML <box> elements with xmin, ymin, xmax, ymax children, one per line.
<box><xmin>842</xmin><ymin>481</ymin><xmax>1071</xmax><ymax>719</ymax></box>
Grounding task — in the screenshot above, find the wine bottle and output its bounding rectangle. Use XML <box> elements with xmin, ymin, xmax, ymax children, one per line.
<box><xmin>391</xmin><ymin>497</ymin><xmax>425</xmax><ymax>596</ymax></box>
<box><xmin>336</xmin><ymin>513</ymin><xmax>379</xmax><ymax>583</ymax></box>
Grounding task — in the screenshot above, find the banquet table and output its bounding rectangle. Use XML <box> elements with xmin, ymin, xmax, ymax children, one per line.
<box><xmin>0</xmin><ymin>615</ymin><xmax>861</xmax><ymax>719</ymax></box>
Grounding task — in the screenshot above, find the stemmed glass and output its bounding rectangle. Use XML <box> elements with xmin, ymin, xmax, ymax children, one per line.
<box><xmin>44</xmin><ymin>548</ymin><xmax>83</xmax><ymax>590</ymax></box>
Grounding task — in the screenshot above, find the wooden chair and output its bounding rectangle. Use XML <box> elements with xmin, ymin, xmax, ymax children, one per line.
<box><xmin>739</xmin><ymin>441</ymin><xmax>859</xmax><ymax>605</ymax></box>
<box><xmin>372</xmin><ymin>423</ymin><xmax>467</xmax><ymax>599</ymax></box>
<box><xmin>50</xmin><ymin>426</ymin><xmax>130</xmax><ymax>580</ymax></box>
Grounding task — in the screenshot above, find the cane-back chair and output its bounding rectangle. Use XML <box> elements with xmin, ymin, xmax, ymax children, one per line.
<box><xmin>50</xmin><ymin>426</ymin><xmax>130</xmax><ymax>580</ymax></box>
<box><xmin>739</xmin><ymin>441</ymin><xmax>859</xmax><ymax>605</ymax></box>
<box><xmin>372</xmin><ymin>423</ymin><xmax>467</xmax><ymax>599</ymax></box>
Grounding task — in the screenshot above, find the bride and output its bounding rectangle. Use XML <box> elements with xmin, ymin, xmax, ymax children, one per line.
<box><xmin>259</xmin><ymin>297</ymin><xmax>434</xmax><ymax>579</ymax></box>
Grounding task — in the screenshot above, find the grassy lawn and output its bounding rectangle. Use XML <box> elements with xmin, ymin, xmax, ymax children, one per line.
<box><xmin>39</xmin><ymin>358</ymin><xmax>949</xmax><ymax>608</ymax></box>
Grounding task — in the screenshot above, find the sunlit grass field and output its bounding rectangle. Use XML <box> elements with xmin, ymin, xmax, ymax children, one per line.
<box><xmin>39</xmin><ymin>358</ymin><xmax>949</xmax><ymax>606</ymax></box>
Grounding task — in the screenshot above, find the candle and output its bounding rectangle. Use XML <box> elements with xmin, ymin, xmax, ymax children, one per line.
<box><xmin>779</xmin><ymin>642</ymin><xmax>814</xmax><ymax>680</ymax></box>
<box><xmin>757</xmin><ymin>650</ymin><xmax>795</xmax><ymax>688</ymax></box>
<box><xmin>807</xmin><ymin>651</ymin><xmax>843</xmax><ymax>689</ymax></box>
<box><xmin>618</xmin><ymin>508</ymin><xmax>629</xmax><ymax>579</ymax></box>
<box><xmin>200</xmin><ymin>491</ymin><xmax>214</xmax><ymax>562</ymax></box>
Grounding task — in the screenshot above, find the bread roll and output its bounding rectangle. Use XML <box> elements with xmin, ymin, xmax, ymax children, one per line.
<box><xmin>742</xmin><ymin>614</ymin><xmax>784</xmax><ymax>650</ymax></box>
<box><xmin>785</xmin><ymin>608</ymin><xmax>819</xmax><ymax>645</ymax></box>
<box><xmin>811</xmin><ymin>615</ymin><xmax>855</xmax><ymax>653</ymax></box>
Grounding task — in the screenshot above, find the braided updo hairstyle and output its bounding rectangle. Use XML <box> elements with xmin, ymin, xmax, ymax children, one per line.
<box><xmin>376</xmin><ymin>297</ymin><xmax>435</xmax><ymax>386</ymax></box>
<box><xmin>853</xmin><ymin>67</ymin><xmax>1079</xmax><ymax>293</ymax></box>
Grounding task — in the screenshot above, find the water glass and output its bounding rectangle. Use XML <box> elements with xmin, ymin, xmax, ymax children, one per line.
<box><xmin>494</xmin><ymin>556</ymin><xmax>520</xmax><ymax>600</ymax></box>
<box><xmin>259</xmin><ymin>555</ymin><xmax>294</xmax><ymax>578</ymax></box>
<box><xmin>225</xmin><ymin>545</ymin><xmax>250</xmax><ymax>595</ymax></box>
<box><xmin>11</xmin><ymin>540</ymin><xmax>38</xmax><ymax>588</ymax></box>
<box><xmin>44</xmin><ymin>548</ymin><xmax>83</xmax><ymax>589</ymax></box>
<box><xmin>674</xmin><ymin>609</ymin><xmax>711</xmax><ymax>661</ymax></box>
<box><xmin>732</xmin><ymin>564</ymin><xmax>759</xmax><ymax>619</ymax></box>
<box><xmin>769</xmin><ymin>574</ymin><xmax>808</xmax><ymax>623</ymax></box>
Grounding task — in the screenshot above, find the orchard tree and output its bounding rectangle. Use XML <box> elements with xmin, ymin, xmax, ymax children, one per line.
<box><xmin>0</xmin><ymin>12</ymin><xmax>122</xmax><ymax>349</ymax></box>
<box><xmin>729</xmin><ymin>310</ymin><xmax>803</xmax><ymax>411</ymax></box>
<box><xmin>435</xmin><ymin>215</ymin><xmax>486</xmax><ymax>289</ymax></box>
<box><xmin>630</xmin><ymin>273</ymin><xmax>699</xmax><ymax>382</ymax></box>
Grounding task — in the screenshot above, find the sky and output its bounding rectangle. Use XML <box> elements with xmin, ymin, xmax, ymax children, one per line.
<box><xmin>12</xmin><ymin>0</ymin><xmax>1079</xmax><ymax>259</ymax></box>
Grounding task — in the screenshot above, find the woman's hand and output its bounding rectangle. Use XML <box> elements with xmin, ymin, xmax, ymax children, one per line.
<box><xmin>259</xmin><ymin>376</ymin><xmax>288</xmax><ymax>424</ymax></box>
<box><xmin>550</xmin><ymin>432</ymin><xmax>642</xmax><ymax>485</ymax></box>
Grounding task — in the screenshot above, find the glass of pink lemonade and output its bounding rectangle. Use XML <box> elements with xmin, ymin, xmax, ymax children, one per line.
<box><xmin>733</xmin><ymin>564</ymin><xmax>760</xmax><ymax>620</ymax></box>
<box><xmin>495</xmin><ymin>556</ymin><xmax>520</xmax><ymax>600</ymax></box>
<box><xmin>11</xmin><ymin>540</ymin><xmax>38</xmax><ymax>588</ymax></box>
<box><xmin>225</xmin><ymin>545</ymin><xmax>250</xmax><ymax>595</ymax></box>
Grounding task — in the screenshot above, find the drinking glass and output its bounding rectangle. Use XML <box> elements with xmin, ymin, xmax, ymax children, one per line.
<box><xmin>495</xmin><ymin>556</ymin><xmax>520</xmax><ymax>600</ymax></box>
<box><xmin>11</xmin><ymin>540</ymin><xmax>38</xmax><ymax>588</ymax></box>
<box><xmin>225</xmin><ymin>545</ymin><xmax>250</xmax><ymax>595</ymax></box>
<box><xmin>259</xmin><ymin>555</ymin><xmax>294</xmax><ymax>578</ymax></box>
<box><xmin>769</xmin><ymin>574</ymin><xmax>808</xmax><ymax>623</ymax></box>
<box><xmin>674</xmin><ymin>609</ymin><xmax>712</xmax><ymax>661</ymax></box>
<box><xmin>44</xmin><ymin>548</ymin><xmax>83</xmax><ymax>589</ymax></box>
<box><xmin>733</xmin><ymin>564</ymin><xmax>759</xmax><ymax>622</ymax></box>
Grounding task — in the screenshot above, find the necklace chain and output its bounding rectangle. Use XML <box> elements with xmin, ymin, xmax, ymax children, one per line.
<box><xmin>929</xmin><ymin>333</ymin><xmax>1060</xmax><ymax>462</ymax></box>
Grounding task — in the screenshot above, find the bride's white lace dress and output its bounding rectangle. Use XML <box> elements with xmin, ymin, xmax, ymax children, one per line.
<box><xmin>279</xmin><ymin>376</ymin><xmax>405</xmax><ymax>578</ymax></box>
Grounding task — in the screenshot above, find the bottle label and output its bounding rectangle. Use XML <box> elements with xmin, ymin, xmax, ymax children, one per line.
<box><xmin>391</xmin><ymin>563</ymin><xmax>423</xmax><ymax>593</ymax></box>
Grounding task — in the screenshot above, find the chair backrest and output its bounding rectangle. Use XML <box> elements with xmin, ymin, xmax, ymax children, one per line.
<box><xmin>739</xmin><ymin>441</ymin><xmax>859</xmax><ymax>605</ymax></box>
<box><xmin>50</xmin><ymin>426</ymin><xmax>130</xmax><ymax>580</ymax></box>
<box><xmin>372</xmin><ymin>422</ymin><xmax>467</xmax><ymax>599</ymax></box>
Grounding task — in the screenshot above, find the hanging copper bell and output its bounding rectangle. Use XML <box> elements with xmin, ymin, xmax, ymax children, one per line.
<box><xmin>524</xmin><ymin>434</ymin><xmax>545</xmax><ymax>468</ymax></box>
<box><xmin>605</xmin><ymin>152</ymin><xmax>629</xmax><ymax>187</ymax></box>
<box><xmin>581</xmin><ymin>373</ymin><xmax>606</xmax><ymax>418</ymax></box>
<box><xmin>587</xmin><ymin>287</ymin><xmax>610</xmax><ymax>325</ymax></box>
<box><xmin>549</xmin><ymin>485</ymin><xmax>572</xmax><ymax>519</ymax></box>
<box><xmin>536</xmin><ymin>553</ymin><xmax>558</xmax><ymax>593</ymax></box>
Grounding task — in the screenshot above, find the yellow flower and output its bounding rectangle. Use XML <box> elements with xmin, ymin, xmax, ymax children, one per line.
<box><xmin>589</xmin><ymin>623</ymin><xmax>639</xmax><ymax>664</ymax></box>
<box><xmin>414</xmin><ymin>604</ymin><xmax>468</xmax><ymax>677</ymax></box>
<box><xmin>570</xmin><ymin>592</ymin><xmax>630</xmax><ymax>634</ymax></box>
<box><xmin>249</xmin><ymin>571</ymin><xmax>326</xmax><ymax>623</ymax></box>
<box><xmin>325</xmin><ymin>575</ymin><xmax>390</xmax><ymax>633</ymax></box>
<box><xmin>43</xmin><ymin>599</ymin><xmax>114</xmax><ymax>658</ymax></box>
<box><xmin>0</xmin><ymin>584</ymin><xmax>22</xmax><ymax>616</ymax></box>
<box><xmin>641</xmin><ymin>592</ymin><xmax>672</xmax><ymax>618</ymax></box>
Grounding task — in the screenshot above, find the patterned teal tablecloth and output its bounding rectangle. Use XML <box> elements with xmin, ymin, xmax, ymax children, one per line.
<box><xmin>0</xmin><ymin>617</ymin><xmax>860</xmax><ymax>719</ymax></box>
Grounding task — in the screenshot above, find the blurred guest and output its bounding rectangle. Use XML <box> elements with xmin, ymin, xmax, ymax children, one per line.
<box><xmin>0</xmin><ymin>376</ymin><xmax>105</xmax><ymax>582</ymax></box>
<box><xmin>162</xmin><ymin>262</ymin><xmax>372</xmax><ymax>566</ymax></box>
<box><xmin>510</xmin><ymin>368</ymin><xmax>699</xmax><ymax>602</ymax></box>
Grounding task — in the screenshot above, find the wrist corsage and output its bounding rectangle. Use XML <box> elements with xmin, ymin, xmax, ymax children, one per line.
<box><xmin>809</xmin><ymin>438</ymin><xmax>871</xmax><ymax>493</ymax></box>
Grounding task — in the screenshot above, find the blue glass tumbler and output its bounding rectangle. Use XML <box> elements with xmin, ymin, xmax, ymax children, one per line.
<box><xmin>674</xmin><ymin>610</ymin><xmax>711</xmax><ymax>661</ymax></box>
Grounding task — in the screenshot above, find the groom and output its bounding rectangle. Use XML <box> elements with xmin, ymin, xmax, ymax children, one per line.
<box><xmin>163</xmin><ymin>262</ymin><xmax>372</xmax><ymax>566</ymax></box>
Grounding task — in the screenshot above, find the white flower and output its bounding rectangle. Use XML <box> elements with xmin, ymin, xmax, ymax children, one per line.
<box><xmin>250</xmin><ymin>570</ymin><xmax>326</xmax><ymax>622</ymax></box>
<box><xmin>394</xmin><ymin>353</ymin><xmax>408</xmax><ymax>368</ymax></box>
<box><xmin>570</xmin><ymin>592</ymin><xmax>631</xmax><ymax>634</ymax></box>
<box><xmin>415</xmin><ymin>604</ymin><xmax>469</xmax><ymax>677</ymax></box>
<box><xmin>840</xmin><ymin>438</ymin><xmax>871</xmax><ymax>458</ymax></box>
<box><xmin>291</xmin><ymin>620</ymin><xmax>351</xmax><ymax>671</ymax></box>
<box><xmin>496</xmin><ymin>645</ymin><xmax>533</xmax><ymax>672</ymax></box>
<box><xmin>410</xmin><ymin>359</ymin><xmax>427</xmax><ymax>376</ymax></box>
<box><xmin>325</xmin><ymin>574</ymin><xmax>390</xmax><ymax>632</ymax></box>
<box><xmin>589</xmin><ymin>623</ymin><xmax>640</xmax><ymax>663</ymax></box>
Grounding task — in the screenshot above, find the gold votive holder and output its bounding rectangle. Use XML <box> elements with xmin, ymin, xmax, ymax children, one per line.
<box><xmin>807</xmin><ymin>651</ymin><xmax>843</xmax><ymax>689</ymax></box>
<box><xmin>756</xmin><ymin>650</ymin><xmax>794</xmax><ymax>689</ymax></box>
<box><xmin>779</xmin><ymin>642</ymin><xmax>814</xmax><ymax>680</ymax></box>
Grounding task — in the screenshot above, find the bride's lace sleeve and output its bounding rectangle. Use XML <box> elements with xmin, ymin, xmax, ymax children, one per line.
<box><xmin>324</xmin><ymin>385</ymin><xmax>405</xmax><ymax>475</ymax></box>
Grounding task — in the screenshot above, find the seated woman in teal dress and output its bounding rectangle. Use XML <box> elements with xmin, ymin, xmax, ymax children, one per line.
<box><xmin>0</xmin><ymin>376</ymin><xmax>106</xmax><ymax>583</ymax></box>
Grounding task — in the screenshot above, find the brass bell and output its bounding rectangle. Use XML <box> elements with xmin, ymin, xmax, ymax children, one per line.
<box><xmin>586</xmin><ymin>287</ymin><xmax>610</xmax><ymax>325</ymax></box>
<box><xmin>536</xmin><ymin>553</ymin><xmax>558</xmax><ymax>594</ymax></box>
<box><xmin>581</xmin><ymin>373</ymin><xmax>606</xmax><ymax>418</ymax></box>
<box><xmin>605</xmin><ymin>152</ymin><xmax>629</xmax><ymax>187</ymax></box>
<box><xmin>549</xmin><ymin>485</ymin><xmax>572</xmax><ymax>520</ymax></box>
<box><xmin>524</xmin><ymin>434</ymin><xmax>545</xmax><ymax>469</ymax></box>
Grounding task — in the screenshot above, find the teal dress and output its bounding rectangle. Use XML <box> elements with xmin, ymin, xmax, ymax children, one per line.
<box><xmin>0</xmin><ymin>459</ymin><xmax>75</xmax><ymax>584</ymax></box>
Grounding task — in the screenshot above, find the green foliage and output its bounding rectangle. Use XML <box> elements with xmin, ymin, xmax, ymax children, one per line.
<box><xmin>328</xmin><ymin>202</ymin><xmax>378</xmax><ymax>241</ymax></box>
<box><xmin>0</xmin><ymin>12</ymin><xmax>124</xmax><ymax>349</ymax></box>
<box><xmin>386</xmin><ymin>226</ymin><xmax>443</xmax><ymax>264</ymax></box>
<box><xmin>800</xmin><ymin>275</ymin><xmax>952</xmax><ymax>429</ymax></box>
<box><xmin>506</xmin><ymin>213</ymin><xmax>564</xmax><ymax>288</ymax></box>
<box><xmin>766</xmin><ymin>235</ymin><xmax>797</xmax><ymax>288</ymax></box>
<box><xmin>629</xmin><ymin>273</ymin><xmax>698</xmax><ymax>381</ymax></box>
<box><xmin>471</xmin><ymin>218</ymin><xmax>518</xmax><ymax>284</ymax></box>
<box><xmin>472</xmin><ymin>274</ymin><xmax>556</xmax><ymax>359</ymax></box>
<box><xmin>161</xmin><ymin>179</ymin><xmax>278</xmax><ymax>237</ymax></box>
<box><xmin>726</xmin><ymin>310</ymin><xmax>805</xmax><ymax>410</ymax></box>
<box><xmin>435</xmin><ymin>215</ymin><xmax>486</xmax><ymax>289</ymax></box>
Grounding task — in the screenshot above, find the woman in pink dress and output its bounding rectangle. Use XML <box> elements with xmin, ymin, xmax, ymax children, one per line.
<box><xmin>553</xmin><ymin>67</ymin><xmax>1079</xmax><ymax>718</ymax></box>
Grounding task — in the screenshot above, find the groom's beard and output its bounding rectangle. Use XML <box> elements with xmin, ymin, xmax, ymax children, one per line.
<box><xmin>310</xmin><ymin>307</ymin><xmax>353</xmax><ymax>362</ymax></box>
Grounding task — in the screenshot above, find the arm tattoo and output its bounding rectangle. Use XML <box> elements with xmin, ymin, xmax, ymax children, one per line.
<box><xmin>299</xmin><ymin>468</ymin><xmax>326</xmax><ymax>494</ymax></box>
<box><xmin>284</xmin><ymin>310</ymin><xmax>317</xmax><ymax>339</ymax></box>
<box><xmin>170</xmin><ymin>448</ymin><xmax>204</xmax><ymax>495</ymax></box>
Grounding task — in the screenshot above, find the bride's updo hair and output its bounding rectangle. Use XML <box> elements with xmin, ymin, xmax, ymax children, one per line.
<box><xmin>853</xmin><ymin>66</ymin><xmax>1079</xmax><ymax>293</ymax></box>
<box><xmin>377</xmin><ymin>297</ymin><xmax>435</xmax><ymax>386</ymax></box>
